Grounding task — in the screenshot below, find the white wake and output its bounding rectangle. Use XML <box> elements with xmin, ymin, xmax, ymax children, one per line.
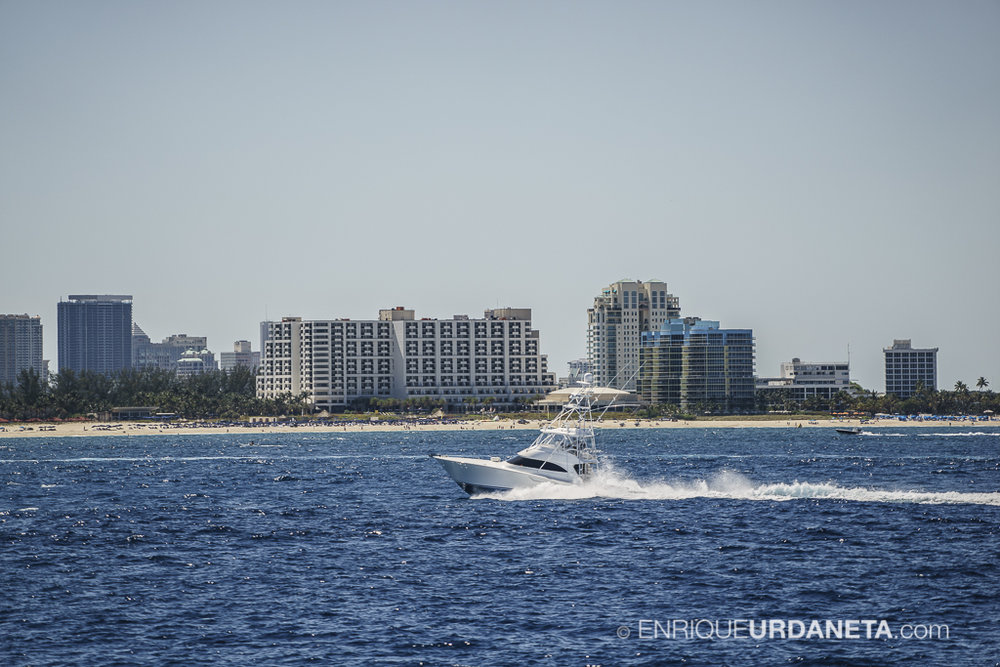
<box><xmin>475</xmin><ymin>468</ymin><xmax>1000</xmax><ymax>505</ymax></box>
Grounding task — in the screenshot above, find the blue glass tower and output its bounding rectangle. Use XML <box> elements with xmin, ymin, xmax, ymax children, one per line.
<box><xmin>639</xmin><ymin>317</ymin><xmax>755</xmax><ymax>411</ymax></box>
<box><xmin>57</xmin><ymin>295</ymin><xmax>133</xmax><ymax>375</ymax></box>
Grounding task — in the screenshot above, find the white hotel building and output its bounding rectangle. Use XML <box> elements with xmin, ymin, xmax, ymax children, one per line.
<box><xmin>257</xmin><ymin>307</ymin><xmax>556</xmax><ymax>410</ymax></box>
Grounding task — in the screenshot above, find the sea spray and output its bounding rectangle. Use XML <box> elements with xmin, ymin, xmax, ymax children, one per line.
<box><xmin>475</xmin><ymin>465</ymin><xmax>1000</xmax><ymax>505</ymax></box>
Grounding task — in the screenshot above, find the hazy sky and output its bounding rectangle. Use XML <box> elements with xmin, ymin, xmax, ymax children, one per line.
<box><xmin>2</xmin><ymin>1</ymin><xmax>998</xmax><ymax>391</ymax></box>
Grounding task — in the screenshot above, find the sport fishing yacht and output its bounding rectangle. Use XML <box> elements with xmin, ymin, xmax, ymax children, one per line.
<box><xmin>431</xmin><ymin>374</ymin><xmax>602</xmax><ymax>495</ymax></box>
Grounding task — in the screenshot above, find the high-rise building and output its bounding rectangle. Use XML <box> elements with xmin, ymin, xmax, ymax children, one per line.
<box><xmin>884</xmin><ymin>339</ymin><xmax>938</xmax><ymax>398</ymax></box>
<box><xmin>587</xmin><ymin>279</ymin><xmax>680</xmax><ymax>390</ymax></box>
<box><xmin>132</xmin><ymin>324</ymin><xmax>173</xmax><ymax>370</ymax></box>
<box><xmin>57</xmin><ymin>295</ymin><xmax>133</xmax><ymax>375</ymax></box>
<box><xmin>219</xmin><ymin>340</ymin><xmax>260</xmax><ymax>372</ymax></box>
<box><xmin>132</xmin><ymin>325</ymin><xmax>212</xmax><ymax>372</ymax></box>
<box><xmin>0</xmin><ymin>314</ymin><xmax>45</xmax><ymax>385</ymax></box>
<box><xmin>756</xmin><ymin>358</ymin><xmax>853</xmax><ymax>401</ymax></box>
<box><xmin>638</xmin><ymin>317</ymin><xmax>755</xmax><ymax>411</ymax></box>
<box><xmin>257</xmin><ymin>306</ymin><xmax>556</xmax><ymax>410</ymax></box>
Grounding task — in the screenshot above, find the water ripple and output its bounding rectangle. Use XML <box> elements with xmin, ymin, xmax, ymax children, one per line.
<box><xmin>1</xmin><ymin>428</ymin><xmax>997</xmax><ymax>665</ymax></box>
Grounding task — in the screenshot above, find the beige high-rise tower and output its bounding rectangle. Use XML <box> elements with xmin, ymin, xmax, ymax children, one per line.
<box><xmin>586</xmin><ymin>279</ymin><xmax>680</xmax><ymax>391</ymax></box>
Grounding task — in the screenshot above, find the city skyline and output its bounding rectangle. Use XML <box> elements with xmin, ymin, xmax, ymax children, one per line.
<box><xmin>2</xmin><ymin>2</ymin><xmax>997</xmax><ymax>392</ymax></box>
<box><xmin>4</xmin><ymin>288</ymin><xmax>984</xmax><ymax>395</ymax></box>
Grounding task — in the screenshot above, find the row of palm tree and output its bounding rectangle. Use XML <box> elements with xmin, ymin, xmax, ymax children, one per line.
<box><xmin>0</xmin><ymin>367</ymin><xmax>305</xmax><ymax>421</ymax></box>
<box><xmin>1</xmin><ymin>367</ymin><xmax>994</xmax><ymax>421</ymax></box>
<box><xmin>748</xmin><ymin>378</ymin><xmax>996</xmax><ymax>416</ymax></box>
<box><xmin>959</xmin><ymin>377</ymin><xmax>990</xmax><ymax>392</ymax></box>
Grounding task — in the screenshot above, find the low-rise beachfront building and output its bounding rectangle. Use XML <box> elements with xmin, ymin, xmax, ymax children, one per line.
<box><xmin>175</xmin><ymin>348</ymin><xmax>216</xmax><ymax>378</ymax></box>
<box><xmin>257</xmin><ymin>307</ymin><xmax>557</xmax><ymax>411</ymax></box>
<box><xmin>755</xmin><ymin>358</ymin><xmax>853</xmax><ymax>401</ymax></box>
<box><xmin>884</xmin><ymin>339</ymin><xmax>938</xmax><ymax>398</ymax></box>
<box><xmin>637</xmin><ymin>317</ymin><xmax>755</xmax><ymax>412</ymax></box>
<box><xmin>537</xmin><ymin>385</ymin><xmax>640</xmax><ymax>414</ymax></box>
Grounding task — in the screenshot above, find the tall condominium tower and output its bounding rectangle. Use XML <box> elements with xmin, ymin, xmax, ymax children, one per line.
<box><xmin>884</xmin><ymin>339</ymin><xmax>938</xmax><ymax>398</ymax></box>
<box><xmin>257</xmin><ymin>306</ymin><xmax>556</xmax><ymax>410</ymax></box>
<box><xmin>587</xmin><ymin>279</ymin><xmax>680</xmax><ymax>391</ymax></box>
<box><xmin>0</xmin><ymin>314</ymin><xmax>45</xmax><ymax>385</ymax></box>
<box><xmin>57</xmin><ymin>295</ymin><xmax>133</xmax><ymax>375</ymax></box>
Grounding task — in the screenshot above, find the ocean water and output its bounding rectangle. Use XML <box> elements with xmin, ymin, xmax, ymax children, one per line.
<box><xmin>2</xmin><ymin>427</ymin><xmax>998</xmax><ymax>666</ymax></box>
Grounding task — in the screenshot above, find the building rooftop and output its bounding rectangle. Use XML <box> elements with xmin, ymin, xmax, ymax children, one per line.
<box><xmin>65</xmin><ymin>295</ymin><xmax>133</xmax><ymax>303</ymax></box>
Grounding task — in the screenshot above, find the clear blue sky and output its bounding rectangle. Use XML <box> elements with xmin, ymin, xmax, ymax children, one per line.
<box><xmin>2</xmin><ymin>1</ymin><xmax>998</xmax><ymax>391</ymax></box>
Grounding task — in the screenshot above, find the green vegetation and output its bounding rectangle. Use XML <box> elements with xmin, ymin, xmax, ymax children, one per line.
<box><xmin>0</xmin><ymin>367</ymin><xmax>305</xmax><ymax>421</ymax></box>
<box><xmin>628</xmin><ymin>379</ymin><xmax>998</xmax><ymax>419</ymax></box>
<box><xmin>745</xmin><ymin>382</ymin><xmax>998</xmax><ymax>417</ymax></box>
<box><xmin>1</xmin><ymin>367</ymin><xmax>995</xmax><ymax>422</ymax></box>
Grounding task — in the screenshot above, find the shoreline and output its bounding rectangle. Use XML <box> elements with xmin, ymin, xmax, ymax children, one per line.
<box><xmin>1</xmin><ymin>417</ymin><xmax>995</xmax><ymax>439</ymax></box>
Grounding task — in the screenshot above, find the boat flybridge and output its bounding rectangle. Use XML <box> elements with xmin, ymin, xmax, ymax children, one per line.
<box><xmin>431</xmin><ymin>373</ymin><xmax>604</xmax><ymax>495</ymax></box>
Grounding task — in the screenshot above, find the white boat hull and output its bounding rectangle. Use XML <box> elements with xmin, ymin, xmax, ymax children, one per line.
<box><xmin>430</xmin><ymin>455</ymin><xmax>577</xmax><ymax>494</ymax></box>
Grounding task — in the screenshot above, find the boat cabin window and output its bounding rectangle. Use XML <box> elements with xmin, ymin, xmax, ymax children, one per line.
<box><xmin>507</xmin><ymin>455</ymin><xmax>567</xmax><ymax>473</ymax></box>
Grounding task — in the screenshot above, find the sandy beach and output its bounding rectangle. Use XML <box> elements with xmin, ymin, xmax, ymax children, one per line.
<box><xmin>0</xmin><ymin>416</ymin><xmax>994</xmax><ymax>439</ymax></box>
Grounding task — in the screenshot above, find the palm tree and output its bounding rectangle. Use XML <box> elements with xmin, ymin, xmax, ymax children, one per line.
<box><xmin>976</xmin><ymin>377</ymin><xmax>990</xmax><ymax>392</ymax></box>
<box><xmin>14</xmin><ymin>368</ymin><xmax>47</xmax><ymax>419</ymax></box>
<box><xmin>954</xmin><ymin>380</ymin><xmax>969</xmax><ymax>393</ymax></box>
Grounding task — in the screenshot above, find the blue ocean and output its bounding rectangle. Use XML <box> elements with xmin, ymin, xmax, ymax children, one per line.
<box><xmin>2</xmin><ymin>427</ymin><xmax>998</xmax><ymax>666</ymax></box>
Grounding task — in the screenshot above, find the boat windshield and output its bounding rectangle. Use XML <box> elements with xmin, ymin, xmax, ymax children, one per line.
<box><xmin>506</xmin><ymin>455</ymin><xmax>568</xmax><ymax>473</ymax></box>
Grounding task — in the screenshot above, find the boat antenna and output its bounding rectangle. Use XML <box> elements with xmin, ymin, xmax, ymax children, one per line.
<box><xmin>605</xmin><ymin>360</ymin><xmax>637</xmax><ymax>392</ymax></box>
<box><xmin>589</xmin><ymin>362</ymin><xmax>644</xmax><ymax>422</ymax></box>
<box><xmin>623</xmin><ymin>362</ymin><xmax>644</xmax><ymax>390</ymax></box>
<box><xmin>604</xmin><ymin>361</ymin><xmax>645</xmax><ymax>392</ymax></box>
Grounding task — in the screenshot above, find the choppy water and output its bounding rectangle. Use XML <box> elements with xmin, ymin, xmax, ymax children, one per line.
<box><xmin>2</xmin><ymin>427</ymin><xmax>998</xmax><ymax>665</ymax></box>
